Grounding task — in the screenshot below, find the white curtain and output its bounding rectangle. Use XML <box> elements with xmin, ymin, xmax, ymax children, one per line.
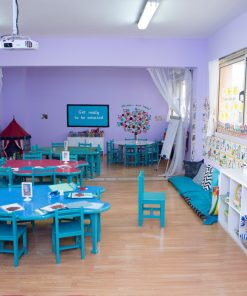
<box><xmin>207</xmin><ymin>59</ymin><xmax>219</xmax><ymax>137</ymax></box>
<box><xmin>148</xmin><ymin>67</ymin><xmax>192</xmax><ymax>176</ymax></box>
<box><xmin>0</xmin><ymin>68</ymin><xmax>3</xmax><ymax>94</ymax></box>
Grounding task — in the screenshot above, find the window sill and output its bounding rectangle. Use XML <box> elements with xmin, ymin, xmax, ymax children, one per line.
<box><xmin>215</xmin><ymin>132</ymin><xmax>247</xmax><ymax>146</ymax></box>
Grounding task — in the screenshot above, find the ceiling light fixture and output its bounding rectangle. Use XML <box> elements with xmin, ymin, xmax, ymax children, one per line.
<box><xmin>137</xmin><ymin>0</ymin><xmax>160</xmax><ymax>30</ymax></box>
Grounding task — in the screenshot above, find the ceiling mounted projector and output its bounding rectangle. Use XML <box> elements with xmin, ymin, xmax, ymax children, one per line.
<box><xmin>0</xmin><ymin>0</ymin><xmax>39</xmax><ymax>50</ymax></box>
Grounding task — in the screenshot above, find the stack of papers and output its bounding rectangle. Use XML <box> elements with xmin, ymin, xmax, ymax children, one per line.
<box><xmin>1</xmin><ymin>203</ymin><xmax>24</xmax><ymax>213</ymax></box>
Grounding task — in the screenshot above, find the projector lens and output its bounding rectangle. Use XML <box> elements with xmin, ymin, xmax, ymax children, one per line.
<box><xmin>4</xmin><ymin>43</ymin><xmax>13</xmax><ymax>48</ymax></box>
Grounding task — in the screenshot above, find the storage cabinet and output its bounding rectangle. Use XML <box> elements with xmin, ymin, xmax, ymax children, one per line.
<box><xmin>67</xmin><ymin>137</ymin><xmax>104</xmax><ymax>153</ymax></box>
<box><xmin>219</xmin><ymin>169</ymin><xmax>247</xmax><ymax>253</ymax></box>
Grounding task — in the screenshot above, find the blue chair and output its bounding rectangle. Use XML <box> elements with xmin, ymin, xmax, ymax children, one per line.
<box><xmin>51</xmin><ymin>142</ymin><xmax>64</xmax><ymax>148</ymax></box>
<box><xmin>0</xmin><ymin>212</ymin><xmax>28</xmax><ymax>267</ymax></box>
<box><xmin>124</xmin><ymin>144</ymin><xmax>138</xmax><ymax>166</ymax></box>
<box><xmin>31</xmin><ymin>166</ymin><xmax>56</xmax><ymax>185</ymax></box>
<box><xmin>51</xmin><ymin>208</ymin><xmax>85</xmax><ymax>264</ymax></box>
<box><xmin>0</xmin><ymin>167</ymin><xmax>13</xmax><ymax>187</ymax></box>
<box><xmin>23</xmin><ymin>152</ymin><xmax>42</xmax><ymax>160</ymax></box>
<box><xmin>138</xmin><ymin>171</ymin><xmax>165</xmax><ymax>227</ymax></box>
<box><xmin>78</xmin><ymin>142</ymin><xmax>92</xmax><ymax>147</ymax></box>
<box><xmin>106</xmin><ymin>140</ymin><xmax>121</xmax><ymax>165</ymax></box>
<box><xmin>0</xmin><ymin>157</ymin><xmax>6</xmax><ymax>166</ymax></box>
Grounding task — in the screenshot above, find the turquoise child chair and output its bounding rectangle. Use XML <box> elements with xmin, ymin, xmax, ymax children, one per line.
<box><xmin>23</xmin><ymin>151</ymin><xmax>42</xmax><ymax>160</ymax></box>
<box><xmin>0</xmin><ymin>167</ymin><xmax>13</xmax><ymax>187</ymax></box>
<box><xmin>51</xmin><ymin>208</ymin><xmax>85</xmax><ymax>264</ymax></box>
<box><xmin>138</xmin><ymin>170</ymin><xmax>165</xmax><ymax>227</ymax></box>
<box><xmin>31</xmin><ymin>166</ymin><xmax>56</xmax><ymax>185</ymax></box>
<box><xmin>0</xmin><ymin>212</ymin><xmax>28</xmax><ymax>267</ymax></box>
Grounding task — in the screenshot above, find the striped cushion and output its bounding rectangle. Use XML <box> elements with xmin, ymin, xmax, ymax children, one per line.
<box><xmin>201</xmin><ymin>165</ymin><xmax>213</xmax><ymax>191</ymax></box>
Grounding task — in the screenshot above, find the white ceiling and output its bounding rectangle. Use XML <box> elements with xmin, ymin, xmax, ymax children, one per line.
<box><xmin>0</xmin><ymin>0</ymin><xmax>247</xmax><ymax>38</ymax></box>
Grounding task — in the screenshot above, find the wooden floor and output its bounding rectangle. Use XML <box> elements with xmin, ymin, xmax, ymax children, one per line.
<box><xmin>1</xmin><ymin>160</ymin><xmax>247</xmax><ymax>296</ymax></box>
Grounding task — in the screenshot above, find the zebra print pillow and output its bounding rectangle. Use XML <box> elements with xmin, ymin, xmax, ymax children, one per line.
<box><xmin>201</xmin><ymin>165</ymin><xmax>213</xmax><ymax>191</ymax></box>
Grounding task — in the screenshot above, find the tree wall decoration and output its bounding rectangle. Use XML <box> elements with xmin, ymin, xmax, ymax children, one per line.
<box><xmin>117</xmin><ymin>105</ymin><xmax>151</xmax><ymax>138</ymax></box>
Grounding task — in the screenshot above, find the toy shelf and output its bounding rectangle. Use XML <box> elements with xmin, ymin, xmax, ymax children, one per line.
<box><xmin>219</xmin><ymin>169</ymin><xmax>247</xmax><ymax>254</ymax></box>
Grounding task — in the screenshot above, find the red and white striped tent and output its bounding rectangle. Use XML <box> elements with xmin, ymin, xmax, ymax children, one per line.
<box><xmin>0</xmin><ymin>118</ymin><xmax>31</xmax><ymax>157</ymax></box>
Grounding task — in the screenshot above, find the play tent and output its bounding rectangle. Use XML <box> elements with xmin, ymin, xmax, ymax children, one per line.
<box><xmin>0</xmin><ymin>118</ymin><xmax>31</xmax><ymax>157</ymax></box>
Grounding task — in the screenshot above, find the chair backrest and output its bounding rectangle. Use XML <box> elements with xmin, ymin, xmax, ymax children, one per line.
<box><xmin>0</xmin><ymin>166</ymin><xmax>13</xmax><ymax>176</ymax></box>
<box><xmin>32</xmin><ymin>166</ymin><xmax>56</xmax><ymax>184</ymax></box>
<box><xmin>0</xmin><ymin>157</ymin><xmax>6</xmax><ymax>166</ymax></box>
<box><xmin>124</xmin><ymin>144</ymin><xmax>138</xmax><ymax>153</ymax></box>
<box><xmin>138</xmin><ymin>171</ymin><xmax>144</xmax><ymax>201</ymax></box>
<box><xmin>52</xmin><ymin>142</ymin><xmax>64</xmax><ymax>148</ymax></box>
<box><xmin>78</xmin><ymin>142</ymin><xmax>92</xmax><ymax>147</ymax></box>
<box><xmin>31</xmin><ymin>145</ymin><xmax>39</xmax><ymax>151</ymax></box>
<box><xmin>0</xmin><ymin>212</ymin><xmax>17</xmax><ymax>238</ymax></box>
<box><xmin>54</xmin><ymin>208</ymin><xmax>84</xmax><ymax>234</ymax></box>
<box><xmin>23</xmin><ymin>152</ymin><xmax>42</xmax><ymax>160</ymax></box>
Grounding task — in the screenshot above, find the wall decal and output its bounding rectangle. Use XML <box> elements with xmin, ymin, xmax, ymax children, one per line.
<box><xmin>117</xmin><ymin>105</ymin><xmax>151</xmax><ymax>138</ymax></box>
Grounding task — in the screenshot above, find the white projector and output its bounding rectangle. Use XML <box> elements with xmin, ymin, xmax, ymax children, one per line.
<box><xmin>0</xmin><ymin>35</ymin><xmax>39</xmax><ymax>50</ymax></box>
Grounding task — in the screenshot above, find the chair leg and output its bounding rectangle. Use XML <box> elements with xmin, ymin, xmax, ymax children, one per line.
<box><xmin>80</xmin><ymin>234</ymin><xmax>85</xmax><ymax>260</ymax></box>
<box><xmin>55</xmin><ymin>236</ymin><xmax>60</xmax><ymax>264</ymax></box>
<box><xmin>138</xmin><ymin>205</ymin><xmax>143</xmax><ymax>227</ymax></box>
<box><xmin>23</xmin><ymin>231</ymin><xmax>28</xmax><ymax>255</ymax></box>
<box><xmin>97</xmin><ymin>214</ymin><xmax>101</xmax><ymax>242</ymax></box>
<box><xmin>51</xmin><ymin>232</ymin><xmax>55</xmax><ymax>253</ymax></box>
<box><xmin>13</xmin><ymin>238</ymin><xmax>19</xmax><ymax>267</ymax></box>
<box><xmin>160</xmin><ymin>202</ymin><xmax>165</xmax><ymax>228</ymax></box>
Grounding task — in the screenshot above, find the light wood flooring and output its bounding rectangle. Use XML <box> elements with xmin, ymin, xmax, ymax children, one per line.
<box><xmin>1</xmin><ymin>159</ymin><xmax>247</xmax><ymax>296</ymax></box>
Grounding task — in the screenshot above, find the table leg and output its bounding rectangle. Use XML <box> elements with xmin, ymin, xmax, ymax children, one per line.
<box><xmin>91</xmin><ymin>213</ymin><xmax>98</xmax><ymax>254</ymax></box>
<box><xmin>96</xmin><ymin>153</ymin><xmax>101</xmax><ymax>176</ymax></box>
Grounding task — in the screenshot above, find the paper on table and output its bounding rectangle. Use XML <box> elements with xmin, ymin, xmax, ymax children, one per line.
<box><xmin>40</xmin><ymin>203</ymin><xmax>65</xmax><ymax>212</ymax></box>
<box><xmin>1</xmin><ymin>203</ymin><xmax>24</xmax><ymax>213</ymax></box>
<box><xmin>49</xmin><ymin>183</ymin><xmax>74</xmax><ymax>192</ymax></box>
<box><xmin>68</xmin><ymin>192</ymin><xmax>94</xmax><ymax>199</ymax></box>
<box><xmin>66</xmin><ymin>201</ymin><xmax>103</xmax><ymax>210</ymax></box>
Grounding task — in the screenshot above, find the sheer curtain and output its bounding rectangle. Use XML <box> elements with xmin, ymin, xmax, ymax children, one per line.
<box><xmin>148</xmin><ymin>67</ymin><xmax>192</xmax><ymax>176</ymax></box>
<box><xmin>207</xmin><ymin>59</ymin><xmax>219</xmax><ymax>137</ymax></box>
<box><xmin>0</xmin><ymin>68</ymin><xmax>3</xmax><ymax>93</ymax></box>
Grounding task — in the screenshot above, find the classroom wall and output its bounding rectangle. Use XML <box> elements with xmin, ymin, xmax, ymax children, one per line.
<box><xmin>0</xmin><ymin>37</ymin><xmax>208</xmax><ymax>157</ymax></box>
<box><xmin>2</xmin><ymin>67</ymin><xmax>169</xmax><ymax>147</ymax></box>
<box><xmin>208</xmin><ymin>10</ymin><xmax>247</xmax><ymax>60</ymax></box>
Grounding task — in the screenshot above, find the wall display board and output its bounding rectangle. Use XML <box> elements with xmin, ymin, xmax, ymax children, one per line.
<box><xmin>160</xmin><ymin>116</ymin><xmax>180</xmax><ymax>160</ymax></box>
<box><xmin>67</xmin><ymin>105</ymin><xmax>109</xmax><ymax>127</ymax></box>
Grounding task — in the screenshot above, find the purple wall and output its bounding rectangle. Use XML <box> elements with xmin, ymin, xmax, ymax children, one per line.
<box><xmin>2</xmin><ymin>67</ymin><xmax>168</xmax><ymax>148</ymax></box>
<box><xmin>0</xmin><ymin>37</ymin><xmax>209</xmax><ymax>158</ymax></box>
<box><xmin>208</xmin><ymin>10</ymin><xmax>247</xmax><ymax>60</ymax></box>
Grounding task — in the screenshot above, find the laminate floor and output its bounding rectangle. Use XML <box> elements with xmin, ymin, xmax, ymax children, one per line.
<box><xmin>0</xmin><ymin>160</ymin><xmax>247</xmax><ymax>296</ymax></box>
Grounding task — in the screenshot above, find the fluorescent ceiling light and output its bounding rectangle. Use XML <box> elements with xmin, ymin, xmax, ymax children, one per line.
<box><xmin>137</xmin><ymin>0</ymin><xmax>160</xmax><ymax>30</ymax></box>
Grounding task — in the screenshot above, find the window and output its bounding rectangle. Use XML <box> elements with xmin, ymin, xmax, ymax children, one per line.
<box><xmin>217</xmin><ymin>48</ymin><xmax>247</xmax><ymax>136</ymax></box>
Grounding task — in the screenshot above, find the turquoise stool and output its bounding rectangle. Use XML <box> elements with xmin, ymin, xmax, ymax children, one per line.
<box><xmin>0</xmin><ymin>212</ymin><xmax>28</xmax><ymax>267</ymax></box>
<box><xmin>51</xmin><ymin>208</ymin><xmax>85</xmax><ymax>264</ymax></box>
<box><xmin>138</xmin><ymin>170</ymin><xmax>165</xmax><ymax>227</ymax></box>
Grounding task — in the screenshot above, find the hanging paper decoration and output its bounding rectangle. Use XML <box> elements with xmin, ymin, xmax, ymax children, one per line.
<box><xmin>117</xmin><ymin>105</ymin><xmax>151</xmax><ymax>137</ymax></box>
